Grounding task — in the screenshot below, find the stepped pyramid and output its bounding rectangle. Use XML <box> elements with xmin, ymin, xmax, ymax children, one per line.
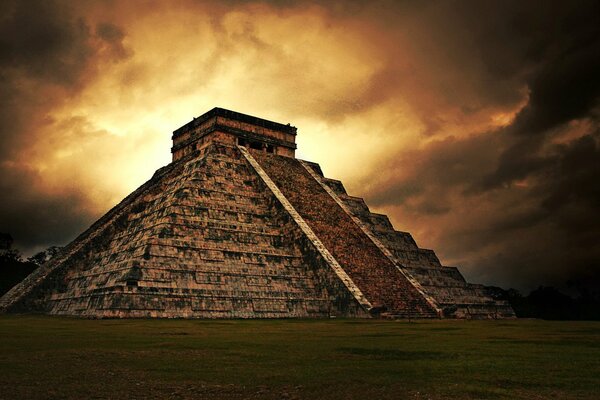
<box><xmin>0</xmin><ymin>108</ymin><xmax>514</xmax><ymax>319</ymax></box>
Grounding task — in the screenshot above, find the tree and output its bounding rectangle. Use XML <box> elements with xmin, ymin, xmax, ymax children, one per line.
<box><xmin>27</xmin><ymin>246</ymin><xmax>62</xmax><ymax>266</ymax></box>
<box><xmin>0</xmin><ymin>249</ymin><xmax>23</xmax><ymax>263</ymax></box>
<box><xmin>0</xmin><ymin>250</ymin><xmax>36</xmax><ymax>296</ymax></box>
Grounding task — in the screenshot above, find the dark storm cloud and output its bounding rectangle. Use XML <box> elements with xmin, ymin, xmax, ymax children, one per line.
<box><xmin>95</xmin><ymin>22</ymin><xmax>130</xmax><ymax>59</ymax></box>
<box><xmin>367</xmin><ymin>126</ymin><xmax>600</xmax><ymax>290</ymax></box>
<box><xmin>0</xmin><ymin>166</ymin><xmax>92</xmax><ymax>249</ymax></box>
<box><xmin>0</xmin><ymin>0</ymin><xmax>129</xmax><ymax>252</ymax></box>
<box><xmin>351</xmin><ymin>0</ymin><xmax>600</xmax><ymax>136</ymax></box>
<box><xmin>468</xmin><ymin>1</ymin><xmax>600</xmax><ymax>289</ymax></box>
<box><xmin>0</xmin><ymin>0</ymin><xmax>91</xmax><ymax>85</ymax></box>
<box><xmin>480</xmin><ymin>36</ymin><xmax>600</xmax><ymax>190</ymax></box>
<box><xmin>363</xmin><ymin>1</ymin><xmax>600</xmax><ymax>290</ymax></box>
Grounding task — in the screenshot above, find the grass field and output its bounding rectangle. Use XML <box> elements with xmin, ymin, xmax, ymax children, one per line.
<box><xmin>0</xmin><ymin>316</ymin><xmax>598</xmax><ymax>399</ymax></box>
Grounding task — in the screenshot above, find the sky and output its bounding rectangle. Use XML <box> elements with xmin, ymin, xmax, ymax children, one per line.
<box><xmin>0</xmin><ymin>0</ymin><xmax>598</xmax><ymax>292</ymax></box>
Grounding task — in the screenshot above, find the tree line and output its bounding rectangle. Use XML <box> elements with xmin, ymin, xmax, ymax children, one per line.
<box><xmin>0</xmin><ymin>240</ymin><xmax>62</xmax><ymax>296</ymax></box>
<box><xmin>485</xmin><ymin>285</ymin><xmax>600</xmax><ymax>320</ymax></box>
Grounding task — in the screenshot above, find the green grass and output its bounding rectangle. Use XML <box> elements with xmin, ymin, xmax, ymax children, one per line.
<box><xmin>0</xmin><ymin>317</ymin><xmax>598</xmax><ymax>399</ymax></box>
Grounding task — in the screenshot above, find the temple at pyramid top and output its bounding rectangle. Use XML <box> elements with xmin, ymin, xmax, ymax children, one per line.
<box><xmin>171</xmin><ymin>107</ymin><xmax>298</xmax><ymax>161</ymax></box>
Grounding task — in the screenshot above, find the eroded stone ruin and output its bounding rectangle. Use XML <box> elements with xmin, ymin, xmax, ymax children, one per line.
<box><xmin>0</xmin><ymin>108</ymin><xmax>515</xmax><ymax>318</ymax></box>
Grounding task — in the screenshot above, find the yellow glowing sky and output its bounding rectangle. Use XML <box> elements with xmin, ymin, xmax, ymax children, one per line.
<box><xmin>33</xmin><ymin>2</ymin><xmax>523</xmax><ymax>211</ymax></box>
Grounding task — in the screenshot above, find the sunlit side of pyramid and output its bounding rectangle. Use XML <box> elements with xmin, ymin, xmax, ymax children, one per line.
<box><xmin>0</xmin><ymin>108</ymin><xmax>514</xmax><ymax>318</ymax></box>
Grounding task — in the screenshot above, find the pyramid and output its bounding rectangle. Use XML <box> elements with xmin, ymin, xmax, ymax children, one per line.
<box><xmin>0</xmin><ymin>108</ymin><xmax>514</xmax><ymax>319</ymax></box>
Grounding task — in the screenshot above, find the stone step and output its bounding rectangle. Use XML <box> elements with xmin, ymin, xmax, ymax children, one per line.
<box><xmin>322</xmin><ymin>178</ymin><xmax>347</xmax><ymax>195</ymax></box>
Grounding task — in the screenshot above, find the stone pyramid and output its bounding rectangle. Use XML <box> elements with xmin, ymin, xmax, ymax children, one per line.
<box><xmin>0</xmin><ymin>108</ymin><xmax>514</xmax><ymax>319</ymax></box>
